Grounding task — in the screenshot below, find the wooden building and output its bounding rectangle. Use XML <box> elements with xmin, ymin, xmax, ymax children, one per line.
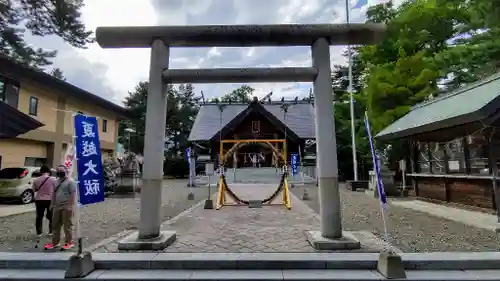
<box><xmin>188</xmin><ymin>98</ymin><xmax>315</xmax><ymax>168</ymax></box>
<box><xmin>376</xmin><ymin>73</ymin><xmax>500</xmax><ymax>211</ymax></box>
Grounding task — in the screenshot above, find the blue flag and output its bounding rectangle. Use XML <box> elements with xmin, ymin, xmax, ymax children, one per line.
<box><xmin>74</xmin><ymin>115</ymin><xmax>105</xmax><ymax>205</ymax></box>
<box><xmin>352</xmin><ymin>0</ymin><xmax>368</xmax><ymax>9</ymax></box>
<box><xmin>291</xmin><ymin>153</ymin><xmax>299</xmax><ymax>176</ymax></box>
<box><xmin>186</xmin><ymin>147</ymin><xmax>191</xmax><ymax>164</ymax></box>
<box><xmin>364</xmin><ymin>112</ymin><xmax>388</xmax><ymax>208</ymax></box>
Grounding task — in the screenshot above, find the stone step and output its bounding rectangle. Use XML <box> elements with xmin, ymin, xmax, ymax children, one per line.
<box><xmin>2</xmin><ymin>269</ymin><xmax>500</xmax><ymax>280</ymax></box>
<box><xmin>2</xmin><ymin>252</ymin><xmax>500</xmax><ymax>271</ymax></box>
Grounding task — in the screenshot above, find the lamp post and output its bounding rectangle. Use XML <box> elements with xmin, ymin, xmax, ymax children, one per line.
<box><xmin>217</xmin><ymin>104</ymin><xmax>227</xmax><ymax>173</ymax></box>
<box><xmin>280</xmin><ymin>103</ymin><xmax>289</xmax><ymax>173</ymax></box>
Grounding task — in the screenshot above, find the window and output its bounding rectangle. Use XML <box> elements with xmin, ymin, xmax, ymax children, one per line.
<box><xmin>24</xmin><ymin>157</ymin><xmax>46</xmax><ymax>167</ymax></box>
<box><xmin>467</xmin><ymin>133</ymin><xmax>489</xmax><ymax>175</ymax></box>
<box><xmin>29</xmin><ymin>96</ymin><xmax>38</xmax><ymax>116</ymax></box>
<box><xmin>102</xmin><ymin>119</ymin><xmax>108</xmax><ymax>132</ymax></box>
<box><xmin>0</xmin><ymin>76</ymin><xmax>20</xmax><ymax>108</ymax></box>
<box><xmin>445</xmin><ymin>138</ymin><xmax>466</xmax><ymax>173</ymax></box>
<box><xmin>430</xmin><ymin>142</ymin><xmax>446</xmax><ymax>174</ymax></box>
<box><xmin>417</xmin><ymin>142</ymin><xmax>431</xmax><ymax>173</ymax></box>
<box><xmin>252</xmin><ymin>121</ymin><xmax>260</xmax><ymax>133</ymax></box>
<box><xmin>0</xmin><ymin>167</ymin><xmax>29</xmax><ymax>179</ymax></box>
<box><xmin>4</xmin><ymin>84</ymin><xmax>19</xmax><ymax>108</ymax></box>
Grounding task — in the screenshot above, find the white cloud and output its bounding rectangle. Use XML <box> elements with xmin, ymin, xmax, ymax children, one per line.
<box><xmin>24</xmin><ymin>0</ymin><xmax>393</xmax><ymax>105</ymax></box>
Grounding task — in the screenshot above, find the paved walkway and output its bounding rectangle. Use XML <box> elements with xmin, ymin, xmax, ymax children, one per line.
<box><xmin>391</xmin><ymin>200</ymin><xmax>500</xmax><ymax>232</ymax></box>
<box><xmin>93</xmin><ymin>183</ymin><xmax>397</xmax><ymax>253</ymax></box>
<box><xmin>0</xmin><ymin>180</ymin><xmax>210</xmax><ymax>252</ymax></box>
<box><xmin>0</xmin><ymin>204</ymin><xmax>35</xmax><ymax>218</ymax></box>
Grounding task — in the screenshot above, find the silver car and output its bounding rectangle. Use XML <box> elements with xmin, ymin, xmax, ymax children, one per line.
<box><xmin>0</xmin><ymin>167</ymin><xmax>55</xmax><ymax>204</ymax></box>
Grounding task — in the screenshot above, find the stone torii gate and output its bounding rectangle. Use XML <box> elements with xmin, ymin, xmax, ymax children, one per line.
<box><xmin>95</xmin><ymin>24</ymin><xmax>385</xmax><ymax>250</ymax></box>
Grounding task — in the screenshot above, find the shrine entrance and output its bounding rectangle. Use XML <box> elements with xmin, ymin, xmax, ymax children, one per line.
<box><xmin>95</xmin><ymin>23</ymin><xmax>385</xmax><ymax>249</ymax></box>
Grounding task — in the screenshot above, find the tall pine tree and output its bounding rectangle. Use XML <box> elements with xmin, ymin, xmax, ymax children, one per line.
<box><xmin>1</xmin><ymin>0</ymin><xmax>93</xmax><ymax>68</ymax></box>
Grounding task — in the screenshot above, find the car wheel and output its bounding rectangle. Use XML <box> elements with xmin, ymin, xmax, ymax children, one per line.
<box><xmin>20</xmin><ymin>190</ymin><xmax>34</xmax><ymax>204</ymax></box>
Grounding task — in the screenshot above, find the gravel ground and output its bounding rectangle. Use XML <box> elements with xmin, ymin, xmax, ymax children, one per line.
<box><xmin>291</xmin><ymin>184</ymin><xmax>500</xmax><ymax>252</ymax></box>
<box><xmin>0</xmin><ymin>179</ymin><xmax>210</xmax><ymax>252</ymax></box>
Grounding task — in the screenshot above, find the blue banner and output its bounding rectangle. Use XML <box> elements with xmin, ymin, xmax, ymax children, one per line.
<box><xmin>186</xmin><ymin>148</ymin><xmax>191</xmax><ymax>164</ymax></box>
<box><xmin>291</xmin><ymin>153</ymin><xmax>299</xmax><ymax>176</ymax></box>
<box><xmin>364</xmin><ymin>112</ymin><xmax>387</xmax><ymax>207</ymax></box>
<box><xmin>74</xmin><ymin>115</ymin><xmax>105</xmax><ymax>205</ymax></box>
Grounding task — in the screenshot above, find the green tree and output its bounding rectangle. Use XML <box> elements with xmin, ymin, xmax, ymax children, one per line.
<box><xmin>49</xmin><ymin>68</ymin><xmax>66</xmax><ymax>80</ymax></box>
<box><xmin>1</xmin><ymin>0</ymin><xmax>93</xmax><ymax>68</ymax></box>
<box><xmin>333</xmin><ymin>0</ymin><xmax>500</xmax><ymax>175</ymax></box>
<box><xmin>360</xmin><ymin>0</ymin><xmax>460</xmax><ymax>133</ymax></box>
<box><xmin>210</xmin><ymin>85</ymin><xmax>255</xmax><ymax>102</ymax></box>
<box><xmin>120</xmin><ymin>82</ymin><xmax>200</xmax><ymax>157</ymax></box>
<box><xmin>331</xmin><ymin>48</ymin><xmax>372</xmax><ymax>180</ymax></box>
<box><xmin>165</xmin><ymin>83</ymin><xmax>200</xmax><ymax>157</ymax></box>
<box><xmin>119</xmin><ymin>82</ymin><xmax>148</xmax><ymax>153</ymax></box>
<box><xmin>435</xmin><ymin>0</ymin><xmax>500</xmax><ymax>89</ymax></box>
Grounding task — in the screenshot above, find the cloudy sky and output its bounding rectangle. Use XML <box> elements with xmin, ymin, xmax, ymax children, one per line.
<box><xmin>26</xmin><ymin>0</ymin><xmax>403</xmax><ymax>106</ymax></box>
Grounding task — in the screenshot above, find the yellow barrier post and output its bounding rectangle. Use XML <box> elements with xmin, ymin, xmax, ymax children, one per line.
<box><xmin>282</xmin><ymin>175</ymin><xmax>292</xmax><ymax>210</ymax></box>
<box><xmin>216</xmin><ymin>175</ymin><xmax>224</xmax><ymax>209</ymax></box>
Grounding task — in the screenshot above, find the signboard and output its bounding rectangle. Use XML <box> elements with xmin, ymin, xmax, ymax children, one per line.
<box><xmin>74</xmin><ymin>115</ymin><xmax>105</xmax><ymax>205</ymax></box>
<box><xmin>291</xmin><ymin>153</ymin><xmax>299</xmax><ymax>176</ymax></box>
<box><xmin>205</xmin><ymin>163</ymin><xmax>214</xmax><ymax>176</ymax></box>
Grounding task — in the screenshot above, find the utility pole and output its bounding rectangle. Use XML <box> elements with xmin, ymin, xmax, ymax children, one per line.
<box><xmin>346</xmin><ymin>0</ymin><xmax>359</xmax><ymax>181</ymax></box>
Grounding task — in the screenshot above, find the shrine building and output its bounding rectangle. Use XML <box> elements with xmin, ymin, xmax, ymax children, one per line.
<box><xmin>188</xmin><ymin>97</ymin><xmax>316</xmax><ymax>168</ymax></box>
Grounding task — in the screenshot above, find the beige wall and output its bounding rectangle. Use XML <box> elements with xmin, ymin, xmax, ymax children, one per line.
<box><xmin>0</xmin><ymin>78</ymin><xmax>121</xmax><ymax>169</ymax></box>
<box><xmin>64</xmin><ymin>99</ymin><xmax>118</xmax><ymax>143</ymax></box>
<box><xmin>18</xmin><ymin>85</ymin><xmax>58</xmax><ymax>132</ymax></box>
<box><xmin>0</xmin><ymin>139</ymin><xmax>47</xmax><ymax>168</ymax></box>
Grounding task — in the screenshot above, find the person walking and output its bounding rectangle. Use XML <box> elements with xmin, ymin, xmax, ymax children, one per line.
<box><xmin>137</xmin><ymin>153</ymin><xmax>144</xmax><ymax>175</ymax></box>
<box><xmin>33</xmin><ymin>165</ymin><xmax>56</xmax><ymax>237</ymax></box>
<box><xmin>44</xmin><ymin>165</ymin><xmax>77</xmax><ymax>250</ymax></box>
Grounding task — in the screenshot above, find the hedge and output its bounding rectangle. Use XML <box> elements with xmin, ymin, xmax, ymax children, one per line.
<box><xmin>163</xmin><ymin>157</ymin><xmax>189</xmax><ymax>178</ymax></box>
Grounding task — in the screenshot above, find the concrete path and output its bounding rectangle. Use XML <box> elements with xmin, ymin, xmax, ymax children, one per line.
<box><xmin>391</xmin><ymin>200</ymin><xmax>500</xmax><ymax>232</ymax></box>
<box><xmin>93</xmin><ymin>183</ymin><xmax>398</xmax><ymax>253</ymax></box>
<box><xmin>0</xmin><ymin>180</ymin><xmax>211</xmax><ymax>252</ymax></box>
<box><xmin>0</xmin><ymin>204</ymin><xmax>35</xmax><ymax>218</ymax></box>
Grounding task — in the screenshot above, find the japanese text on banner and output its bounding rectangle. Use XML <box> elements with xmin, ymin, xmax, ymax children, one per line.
<box><xmin>291</xmin><ymin>153</ymin><xmax>298</xmax><ymax>176</ymax></box>
<box><xmin>74</xmin><ymin>115</ymin><xmax>105</xmax><ymax>205</ymax></box>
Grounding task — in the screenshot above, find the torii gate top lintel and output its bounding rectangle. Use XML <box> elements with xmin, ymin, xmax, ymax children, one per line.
<box><xmin>95</xmin><ymin>23</ymin><xmax>386</xmax><ymax>49</ymax></box>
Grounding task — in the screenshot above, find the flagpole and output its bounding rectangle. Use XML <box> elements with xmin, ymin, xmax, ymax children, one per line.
<box><xmin>346</xmin><ymin>0</ymin><xmax>359</xmax><ymax>182</ymax></box>
<box><xmin>364</xmin><ymin>111</ymin><xmax>390</xmax><ymax>243</ymax></box>
<box><xmin>72</xmin><ymin>115</ymin><xmax>83</xmax><ymax>256</ymax></box>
